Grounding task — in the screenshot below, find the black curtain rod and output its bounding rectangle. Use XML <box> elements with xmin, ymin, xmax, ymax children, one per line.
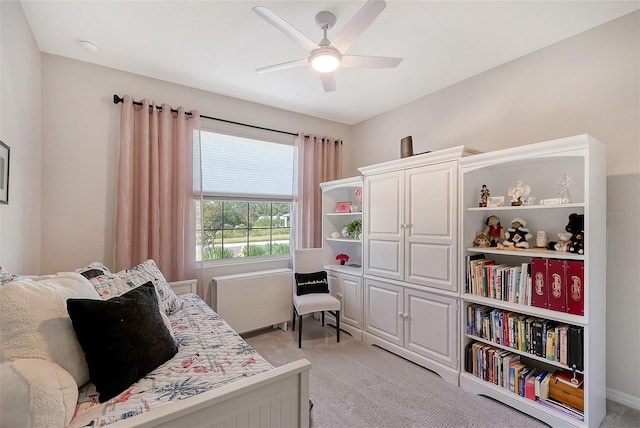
<box><xmin>113</xmin><ymin>94</ymin><xmax>297</xmax><ymax>137</ymax></box>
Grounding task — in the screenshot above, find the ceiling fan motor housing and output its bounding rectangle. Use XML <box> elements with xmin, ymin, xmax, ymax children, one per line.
<box><xmin>315</xmin><ymin>11</ymin><xmax>337</xmax><ymax>30</ymax></box>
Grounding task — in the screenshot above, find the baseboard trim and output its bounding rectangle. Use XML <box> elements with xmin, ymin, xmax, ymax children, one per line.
<box><xmin>607</xmin><ymin>387</ymin><xmax>640</xmax><ymax>410</ymax></box>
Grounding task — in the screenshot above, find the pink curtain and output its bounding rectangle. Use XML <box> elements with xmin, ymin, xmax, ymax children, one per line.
<box><xmin>294</xmin><ymin>133</ymin><xmax>342</xmax><ymax>249</ymax></box>
<box><xmin>115</xmin><ymin>95</ymin><xmax>200</xmax><ymax>283</ymax></box>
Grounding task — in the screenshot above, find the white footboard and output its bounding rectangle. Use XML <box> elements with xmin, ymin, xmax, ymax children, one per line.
<box><xmin>109</xmin><ymin>359</ymin><xmax>311</xmax><ymax>428</ymax></box>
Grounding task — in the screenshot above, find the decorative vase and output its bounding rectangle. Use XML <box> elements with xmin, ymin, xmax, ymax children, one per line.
<box><xmin>340</xmin><ymin>260</ymin><xmax>346</xmax><ymax>265</ymax></box>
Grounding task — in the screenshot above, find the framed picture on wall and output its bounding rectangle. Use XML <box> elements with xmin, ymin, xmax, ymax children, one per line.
<box><xmin>335</xmin><ymin>202</ymin><xmax>351</xmax><ymax>213</ymax></box>
<box><xmin>0</xmin><ymin>140</ymin><xmax>9</xmax><ymax>204</ymax></box>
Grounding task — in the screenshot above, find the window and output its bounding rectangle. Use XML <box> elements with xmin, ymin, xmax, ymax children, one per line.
<box><xmin>194</xmin><ymin>130</ymin><xmax>294</xmax><ymax>262</ymax></box>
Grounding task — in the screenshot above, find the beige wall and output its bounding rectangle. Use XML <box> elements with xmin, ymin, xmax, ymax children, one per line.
<box><xmin>0</xmin><ymin>1</ymin><xmax>42</xmax><ymax>274</ymax></box>
<box><xmin>39</xmin><ymin>54</ymin><xmax>351</xmax><ymax>296</ymax></box>
<box><xmin>350</xmin><ymin>11</ymin><xmax>640</xmax><ymax>408</ymax></box>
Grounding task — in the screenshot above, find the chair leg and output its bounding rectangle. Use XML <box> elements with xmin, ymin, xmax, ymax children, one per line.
<box><xmin>298</xmin><ymin>314</ymin><xmax>303</xmax><ymax>348</ymax></box>
<box><xmin>321</xmin><ymin>311</ymin><xmax>325</xmax><ymax>326</ymax></box>
<box><xmin>291</xmin><ymin>305</ymin><xmax>296</xmax><ymax>331</ymax></box>
<box><xmin>336</xmin><ymin>311</ymin><xmax>340</xmax><ymax>343</ymax></box>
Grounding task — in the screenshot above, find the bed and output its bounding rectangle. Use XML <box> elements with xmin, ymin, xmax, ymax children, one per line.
<box><xmin>0</xmin><ymin>263</ymin><xmax>311</xmax><ymax>428</ymax></box>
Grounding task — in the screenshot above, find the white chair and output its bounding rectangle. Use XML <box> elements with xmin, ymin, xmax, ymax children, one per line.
<box><xmin>292</xmin><ymin>248</ymin><xmax>340</xmax><ymax>348</ymax></box>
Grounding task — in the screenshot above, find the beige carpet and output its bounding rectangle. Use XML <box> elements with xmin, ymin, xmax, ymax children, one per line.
<box><xmin>244</xmin><ymin>317</ymin><xmax>538</xmax><ymax>427</ymax></box>
<box><xmin>244</xmin><ymin>316</ymin><xmax>640</xmax><ymax>428</ymax></box>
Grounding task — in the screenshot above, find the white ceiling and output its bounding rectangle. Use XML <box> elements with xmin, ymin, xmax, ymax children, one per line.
<box><xmin>20</xmin><ymin>1</ymin><xmax>639</xmax><ymax>125</ymax></box>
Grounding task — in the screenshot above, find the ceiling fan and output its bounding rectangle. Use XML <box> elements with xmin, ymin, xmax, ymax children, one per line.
<box><xmin>253</xmin><ymin>0</ymin><xmax>402</xmax><ymax>92</ymax></box>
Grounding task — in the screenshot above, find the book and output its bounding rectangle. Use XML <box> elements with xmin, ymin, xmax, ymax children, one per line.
<box><xmin>502</xmin><ymin>354</ymin><xmax>520</xmax><ymax>389</ymax></box>
<box><xmin>530</xmin><ymin>258</ymin><xmax>549</xmax><ymax>309</ymax></box>
<box><xmin>508</xmin><ymin>266</ymin><xmax>521</xmax><ymax>303</ymax></box>
<box><xmin>509</xmin><ymin>362</ymin><xmax>524</xmax><ymax>393</ymax></box>
<box><xmin>531</xmin><ymin>319</ymin><xmax>544</xmax><ymax>357</ymax></box>
<box><xmin>536</xmin><ymin>398</ymin><xmax>584</xmax><ymax>421</ymax></box>
<box><xmin>518</xmin><ymin>367</ymin><xmax>531</xmax><ymax>397</ymax></box>
<box><xmin>558</xmin><ymin>325</ymin><xmax>569</xmax><ymax>365</ymax></box>
<box><xmin>546</xmin><ymin>328</ymin><xmax>556</xmax><ymax>361</ymax></box>
<box><xmin>525</xmin><ymin>369</ymin><xmax>537</xmax><ymax>400</ymax></box>
<box><xmin>547</xmin><ymin>259</ymin><xmax>567</xmax><ymax>312</ymax></box>
<box><xmin>494</xmin><ymin>350</ymin><xmax>509</xmax><ymax>386</ymax></box>
<box><xmin>565</xmin><ymin>261</ymin><xmax>585</xmax><ymax>315</ymax></box>
<box><xmin>534</xmin><ymin>370</ymin><xmax>548</xmax><ymax>398</ymax></box>
<box><xmin>567</xmin><ymin>325</ymin><xmax>584</xmax><ymax>371</ymax></box>
<box><xmin>478</xmin><ymin>260</ymin><xmax>495</xmax><ymax>296</ymax></box>
<box><xmin>518</xmin><ymin>262</ymin><xmax>530</xmax><ymax>305</ymax></box>
<box><xmin>465</xmin><ymin>254</ymin><xmax>485</xmax><ymax>293</ymax></box>
<box><xmin>539</xmin><ymin>371</ymin><xmax>554</xmax><ymax>400</ymax></box>
<box><xmin>465</xmin><ymin>343</ymin><xmax>475</xmax><ymax>374</ymax></box>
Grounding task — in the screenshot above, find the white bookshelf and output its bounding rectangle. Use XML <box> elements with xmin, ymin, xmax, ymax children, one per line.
<box><xmin>458</xmin><ymin>134</ymin><xmax>606</xmax><ymax>427</ymax></box>
<box><xmin>321</xmin><ymin>177</ymin><xmax>364</xmax><ymax>339</ymax></box>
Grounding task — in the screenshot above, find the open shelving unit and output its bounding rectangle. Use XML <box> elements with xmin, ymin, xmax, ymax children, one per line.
<box><xmin>458</xmin><ymin>134</ymin><xmax>606</xmax><ymax>427</ymax></box>
<box><xmin>320</xmin><ymin>177</ymin><xmax>363</xmax><ymax>273</ymax></box>
<box><xmin>320</xmin><ymin>176</ymin><xmax>364</xmax><ymax>340</ymax></box>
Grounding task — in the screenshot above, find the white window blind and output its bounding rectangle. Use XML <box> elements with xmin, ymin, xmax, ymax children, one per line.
<box><xmin>195</xmin><ymin>131</ymin><xmax>294</xmax><ymax>200</ymax></box>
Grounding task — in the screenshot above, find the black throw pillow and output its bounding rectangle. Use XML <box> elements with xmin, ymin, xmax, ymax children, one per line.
<box><xmin>66</xmin><ymin>282</ymin><xmax>178</xmax><ymax>402</ymax></box>
<box><xmin>294</xmin><ymin>271</ymin><xmax>329</xmax><ymax>296</ymax></box>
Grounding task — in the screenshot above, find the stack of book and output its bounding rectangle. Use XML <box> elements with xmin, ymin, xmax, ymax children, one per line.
<box><xmin>465</xmin><ymin>306</ymin><xmax>584</xmax><ymax>369</ymax></box>
<box><xmin>466</xmin><ymin>256</ymin><xmax>531</xmax><ymax>305</ymax></box>
<box><xmin>465</xmin><ymin>342</ymin><xmax>584</xmax><ymax>421</ymax></box>
<box><xmin>465</xmin><ymin>256</ymin><xmax>585</xmax><ymax>317</ymax></box>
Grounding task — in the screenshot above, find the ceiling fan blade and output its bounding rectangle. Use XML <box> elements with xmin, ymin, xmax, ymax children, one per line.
<box><xmin>256</xmin><ymin>58</ymin><xmax>309</xmax><ymax>74</ymax></box>
<box><xmin>331</xmin><ymin>0</ymin><xmax>386</xmax><ymax>53</ymax></box>
<box><xmin>253</xmin><ymin>6</ymin><xmax>319</xmax><ymax>53</ymax></box>
<box><xmin>340</xmin><ymin>55</ymin><xmax>403</xmax><ymax>69</ymax></box>
<box><xmin>320</xmin><ymin>73</ymin><xmax>336</xmax><ymax>92</ymax></box>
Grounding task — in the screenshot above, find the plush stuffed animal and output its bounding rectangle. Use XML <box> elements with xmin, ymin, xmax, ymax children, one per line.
<box><xmin>566</xmin><ymin>213</ymin><xmax>585</xmax><ymax>255</ymax></box>
<box><xmin>473</xmin><ymin>232</ymin><xmax>491</xmax><ymax>248</ymax></box>
<box><xmin>554</xmin><ymin>231</ymin><xmax>573</xmax><ymax>252</ymax></box>
<box><xmin>484</xmin><ymin>215</ymin><xmax>504</xmax><ymax>247</ymax></box>
<box><xmin>503</xmin><ymin>217</ymin><xmax>532</xmax><ymax>249</ymax></box>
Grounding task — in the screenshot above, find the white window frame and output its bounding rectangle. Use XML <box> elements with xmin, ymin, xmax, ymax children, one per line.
<box><xmin>194</xmin><ymin>125</ymin><xmax>295</xmax><ymax>265</ymax></box>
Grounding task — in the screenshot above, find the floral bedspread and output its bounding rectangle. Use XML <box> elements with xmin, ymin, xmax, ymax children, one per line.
<box><xmin>69</xmin><ymin>294</ymin><xmax>274</xmax><ymax>427</ymax></box>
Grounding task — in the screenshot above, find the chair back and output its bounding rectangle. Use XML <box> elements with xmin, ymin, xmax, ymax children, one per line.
<box><xmin>293</xmin><ymin>248</ymin><xmax>325</xmax><ymax>295</ymax></box>
<box><xmin>293</xmin><ymin>248</ymin><xmax>324</xmax><ymax>274</ymax></box>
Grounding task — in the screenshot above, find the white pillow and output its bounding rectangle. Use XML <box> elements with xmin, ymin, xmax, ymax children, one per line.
<box><xmin>0</xmin><ymin>272</ymin><xmax>100</xmax><ymax>386</ymax></box>
<box><xmin>0</xmin><ymin>359</ymin><xmax>78</xmax><ymax>428</ymax></box>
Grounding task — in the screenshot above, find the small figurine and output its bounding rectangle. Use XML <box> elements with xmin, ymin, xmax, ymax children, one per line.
<box><xmin>508</xmin><ymin>180</ymin><xmax>531</xmax><ymax>206</ymax></box>
<box><xmin>503</xmin><ymin>217</ymin><xmax>533</xmax><ymax>249</ymax></box>
<box><xmin>554</xmin><ymin>232</ymin><xmax>572</xmax><ymax>252</ymax></box>
<box><xmin>484</xmin><ymin>215</ymin><xmax>504</xmax><ymax>247</ymax></box>
<box><xmin>479</xmin><ymin>185</ymin><xmax>490</xmax><ymax>207</ymax></box>
<box><xmin>473</xmin><ymin>232</ymin><xmax>491</xmax><ymax>248</ymax></box>
<box><xmin>535</xmin><ymin>230</ymin><xmax>548</xmax><ymax>248</ymax></box>
<box><xmin>557</xmin><ymin>174</ymin><xmax>573</xmax><ymax>203</ymax></box>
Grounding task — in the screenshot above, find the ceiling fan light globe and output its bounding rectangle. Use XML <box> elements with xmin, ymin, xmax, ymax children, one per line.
<box><xmin>311</xmin><ymin>51</ymin><xmax>340</xmax><ymax>73</ymax></box>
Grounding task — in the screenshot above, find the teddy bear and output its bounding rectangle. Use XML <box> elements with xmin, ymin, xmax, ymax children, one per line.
<box><xmin>554</xmin><ymin>231</ymin><xmax>573</xmax><ymax>252</ymax></box>
<box><xmin>473</xmin><ymin>232</ymin><xmax>491</xmax><ymax>248</ymax></box>
<box><xmin>565</xmin><ymin>213</ymin><xmax>585</xmax><ymax>255</ymax></box>
<box><xmin>503</xmin><ymin>217</ymin><xmax>533</xmax><ymax>249</ymax></box>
